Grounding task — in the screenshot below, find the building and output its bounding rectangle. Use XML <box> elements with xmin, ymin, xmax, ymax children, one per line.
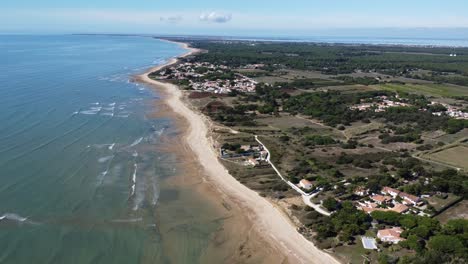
<box><xmin>370</xmin><ymin>194</ymin><xmax>392</xmax><ymax>205</ymax></box>
<box><xmin>377</xmin><ymin>227</ymin><xmax>405</xmax><ymax>244</ymax></box>
<box><xmin>247</xmin><ymin>157</ymin><xmax>259</xmax><ymax>167</ymax></box>
<box><xmin>390</xmin><ymin>203</ymin><xmax>409</xmax><ymax>214</ymax></box>
<box><xmin>382</xmin><ymin>187</ymin><xmax>400</xmax><ymax>198</ymax></box>
<box><xmin>354</xmin><ymin>186</ymin><xmax>369</xmax><ymax>196</ymax></box>
<box><xmin>299</xmin><ymin>179</ymin><xmax>313</xmax><ymax>190</ymax></box>
<box><xmin>399</xmin><ymin>192</ymin><xmax>421</xmax><ymax>206</ymax></box>
<box><xmin>382</xmin><ymin>187</ymin><xmax>422</xmax><ymax>206</ymax></box>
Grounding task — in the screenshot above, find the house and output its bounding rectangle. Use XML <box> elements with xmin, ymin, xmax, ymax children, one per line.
<box><xmin>382</xmin><ymin>186</ymin><xmax>400</xmax><ymax>198</ymax></box>
<box><xmin>399</xmin><ymin>192</ymin><xmax>421</xmax><ymax>206</ymax></box>
<box><xmin>357</xmin><ymin>202</ymin><xmax>380</xmax><ymax>213</ymax></box>
<box><xmin>370</xmin><ymin>194</ymin><xmax>392</xmax><ymax>205</ymax></box>
<box><xmin>299</xmin><ymin>179</ymin><xmax>313</xmax><ymax>190</ymax></box>
<box><xmin>390</xmin><ymin>203</ymin><xmax>409</xmax><ymax>214</ymax></box>
<box><xmin>354</xmin><ymin>187</ymin><xmax>369</xmax><ymax>196</ymax></box>
<box><xmin>377</xmin><ymin>227</ymin><xmax>405</xmax><ymax>244</ymax></box>
<box><xmin>247</xmin><ymin>157</ymin><xmax>259</xmax><ymax>167</ymax></box>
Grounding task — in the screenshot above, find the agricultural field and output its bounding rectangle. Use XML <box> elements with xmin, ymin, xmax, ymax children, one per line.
<box><xmin>426</xmin><ymin>193</ymin><xmax>462</xmax><ymax>212</ymax></box>
<box><xmin>374</xmin><ymin>83</ymin><xmax>468</xmax><ymax>97</ymax></box>
<box><xmin>436</xmin><ymin>200</ymin><xmax>468</xmax><ymax>224</ymax></box>
<box><xmin>424</xmin><ymin>144</ymin><xmax>468</xmax><ymax>170</ymax></box>
<box><xmin>343</xmin><ymin>121</ymin><xmax>385</xmax><ymax>138</ymax></box>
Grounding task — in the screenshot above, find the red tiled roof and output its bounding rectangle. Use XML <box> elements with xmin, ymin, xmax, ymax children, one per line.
<box><xmin>371</xmin><ymin>194</ymin><xmax>392</xmax><ymax>203</ymax></box>
<box><xmin>382</xmin><ymin>186</ymin><xmax>400</xmax><ymax>195</ymax></box>
<box><xmin>399</xmin><ymin>192</ymin><xmax>420</xmax><ymax>203</ymax></box>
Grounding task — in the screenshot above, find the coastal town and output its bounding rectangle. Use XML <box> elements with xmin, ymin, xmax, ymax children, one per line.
<box><xmin>5</xmin><ymin>1</ymin><xmax>468</xmax><ymax>264</ymax></box>
<box><xmin>155</xmin><ymin>62</ymin><xmax>258</xmax><ymax>94</ymax></box>
<box><xmin>153</xmin><ymin>39</ymin><xmax>468</xmax><ymax>264</ymax></box>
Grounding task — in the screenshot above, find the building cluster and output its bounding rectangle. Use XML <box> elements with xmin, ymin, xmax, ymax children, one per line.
<box><xmin>157</xmin><ymin>62</ymin><xmax>258</xmax><ymax>94</ymax></box>
<box><xmin>350</xmin><ymin>95</ymin><xmax>411</xmax><ymax>112</ymax></box>
<box><xmin>241</xmin><ymin>63</ymin><xmax>265</xmax><ymax>69</ymax></box>
<box><xmin>220</xmin><ymin>144</ymin><xmax>269</xmax><ymax>167</ymax></box>
<box><xmin>431</xmin><ymin>102</ymin><xmax>468</xmax><ymax>120</ymax></box>
<box><xmin>355</xmin><ymin>186</ymin><xmax>423</xmax><ymax>215</ymax></box>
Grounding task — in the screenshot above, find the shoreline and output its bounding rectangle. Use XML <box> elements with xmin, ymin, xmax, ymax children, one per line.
<box><xmin>138</xmin><ymin>40</ymin><xmax>340</xmax><ymax>264</ymax></box>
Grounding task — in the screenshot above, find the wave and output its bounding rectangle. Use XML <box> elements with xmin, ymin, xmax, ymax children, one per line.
<box><xmin>111</xmin><ymin>218</ymin><xmax>143</xmax><ymax>223</ymax></box>
<box><xmin>0</xmin><ymin>213</ymin><xmax>28</xmax><ymax>222</ymax></box>
<box><xmin>98</xmin><ymin>155</ymin><xmax>114</xmax><ymax>163</ymax></box>
<box><xmin>156</xmin><ymin>127</ymin><xmax>165</xmax><ymax>136</ymax></box>
<box><xmin>129</xmin><ymin>163</ymin><xmax>138</xmax><ymax>200</ymax></box>
<box><xmin>101</xmin><ymin>112</ymin><xmax>114</xmax><ymax>117</ymax></box>
<box><xmin>132</xmin><ymin>164</ymin><xmax>137</xmax><ymax>184</ymax></box>
<box><xmin>108</xmin><ymin>143</ymin><xmax>115</xmax><ymax>150</ymax></box>
<box><xmin>129</xmin><ymin>137</ymin><xmax>143</xmax><ymax>147</ymax></box>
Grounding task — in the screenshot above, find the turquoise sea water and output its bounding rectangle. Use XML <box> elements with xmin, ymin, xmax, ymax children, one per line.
<box><xmin>0</xmin><ymin>35</ymin><xmax>214</xmax><ymax>263</ymax></box>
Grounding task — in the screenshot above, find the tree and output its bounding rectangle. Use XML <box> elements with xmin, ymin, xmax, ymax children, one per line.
<box><xmin>428</xmin><ymin>235</ymin><xmax>465</xmax><ymax>255</ymax></box>
<box><xmin>323</xmin><ymin>197</ymin><xmax>340</xmax><ymax>211</ymax></box>
<box><xmin>399</xmin><ymin>215</ymin><xmax>417</xmax><ymax>229</ymax></box>
<box><xmin>371</xmin><ymin>211</ymin><xmax>401</xmax><ymax>225</ymax></box>
<box><xmin>400</xmin><ymin>234</ymin><xmax>424</xmax><ymax>252</ymax></box>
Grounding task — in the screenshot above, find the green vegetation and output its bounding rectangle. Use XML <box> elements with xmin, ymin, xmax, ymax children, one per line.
<box><xmin>190</xmin><ymin>41</ymin><xmax>468</xmax><ymax>76</ymax></box>
<box><xmin>313</xmin><ymin>202</ymin><xmax>371</xmax><ymax>242</ymax></box>
<box><xmin>376</xmin><ymin>83</ymin><xmax>468</xmax><ymax>97</ymax></box>
<box><xmin>176</xmin><ymin>39</ymin><xmax>468</xmax><ymax>263</ymax></box>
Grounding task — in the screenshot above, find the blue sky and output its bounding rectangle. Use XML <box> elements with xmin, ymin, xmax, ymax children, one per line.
<box><xmin>2</xmin><ymin>0</ymin><xmax>468</xmax><ymax>36</ymax></box>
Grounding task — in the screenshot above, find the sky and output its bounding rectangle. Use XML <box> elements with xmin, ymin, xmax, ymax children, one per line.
<box><xmin>2</xmin><ymin>0</ymin><xmax>468</xmax><ymax>37</ymax></box>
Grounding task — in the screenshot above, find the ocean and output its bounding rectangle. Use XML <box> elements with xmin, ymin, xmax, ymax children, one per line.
<box><xmin>0</xmin><ymin>35</ymin><xmax>224</xmax><ymax>263</ymax></box>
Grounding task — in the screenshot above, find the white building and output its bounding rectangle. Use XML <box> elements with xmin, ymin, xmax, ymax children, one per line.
<box><xmin>377</xmin><ymin>227</ymin><xmax>405</xmax><ymax>244</ymax></box>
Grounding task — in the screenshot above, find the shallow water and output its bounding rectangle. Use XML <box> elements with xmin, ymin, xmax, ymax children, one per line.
<box><xmin>0</xmin><ymin>35</ymin><xmax>225</xmax><ymax>264</ymax></box>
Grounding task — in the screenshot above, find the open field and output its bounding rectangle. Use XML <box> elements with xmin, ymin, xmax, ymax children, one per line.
<box><xmin>424</xmin><ymin>145</ymin><xmax>468</xmax><ymax>170</ymax></box>
<box><xmin>321</xmin><ymin>84</ymin><xmax>376</xmax><ymax>94</ymax></box>
<box><xmin>426</xmin><ymin>193</ymin><xmax>462</xmax><ymax>212</ymax></box>
<box><xmin>432</xmin><ymin>128</ymin><xmax>468</xmax><ymax>144</ymax></box>
<box><xmin>343</xmin><ymin>121</ymin><xmax>385</xmax><ymax>138</ymax></box>
<box><xmin>333</xmin><ymin>242</ymin><xmax>377</xmax><ymax>264</ymax></box>
<box><xmin>436</xmin><ymin>200</ymin><xmax>468</xmax><ymax>224</ymax></box>
<box><xmin>373</xmin><ymin>83</ymin><xmax>468</xmax><ymax>97</ymax></box>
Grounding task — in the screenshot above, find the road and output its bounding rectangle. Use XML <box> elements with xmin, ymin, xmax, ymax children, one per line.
<box><xmin>255</xmin><ymin>135</ymin><xmax>332</xmax><ymax>216</ymax></box>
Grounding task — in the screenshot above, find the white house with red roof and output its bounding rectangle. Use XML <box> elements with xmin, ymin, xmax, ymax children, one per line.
<box><xmin>377</xmin><ymin>227</ymin><xmax>405</xmax><ymax>244</ymax></box>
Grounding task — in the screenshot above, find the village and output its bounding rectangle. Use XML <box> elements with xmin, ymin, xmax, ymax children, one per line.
<box><xmin>350</xmin><ymin>95</ymin><xmax>412</xmax><ymax>112</ymax></box>
<box><xmin>155</xmin><ymin>62</ymin><xmax>258</xmax><ymax>94</ymax></box>
<box><xmin>350</xmin><ymin>95</ymin><xmax>468</xmax><ymax>120</ymax></box>
<box><xmin>431</xmin><ymin>101</ymin><xmax>468</xmax><ymax>119</ymax></box>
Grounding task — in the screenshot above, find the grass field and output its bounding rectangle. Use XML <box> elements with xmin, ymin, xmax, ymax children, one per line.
<box><xmin>373</xmin><ymin>83</ymin><xmax>468</xmax><ymax>97</ymax></box>
<box><xmin>433</xmin><ymin>128</ymin><xmax>468</xmax><ymax>144</ymax></box>
<box><xmin>425</xmin><ymin>145</ymin><xmax>468</xmax><ymax>170</ymax></box>
<box><xmin>426</xmin><ymin>193</ymin><xmax>461</xmax><ymax>212</ymax></box>
<box><xmin>334</xmin><ymin>242</ymin><xmax>377</xmax><ymax>264</ymax></box>
<box><xmin>436</xmin><ymin>200</ymin><xmax>468</xmax><ymax>224</ymax></box>
<box><xmin>343</xmin><ymin>121</ymin><xmax>385</xmax><ymax>138</ymax></box>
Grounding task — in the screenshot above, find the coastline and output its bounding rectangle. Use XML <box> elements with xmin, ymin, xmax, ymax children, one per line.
<box><xmin>138</xmin><ymin>39</ymin><xmax>340</xmax><ymax>264</ymax></box>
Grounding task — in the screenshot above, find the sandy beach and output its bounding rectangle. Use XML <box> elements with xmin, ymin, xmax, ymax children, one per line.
<box><xmin>138</xmin><ymin>40</ymin><xmax>340</xmax><ymax>264</ymax></box>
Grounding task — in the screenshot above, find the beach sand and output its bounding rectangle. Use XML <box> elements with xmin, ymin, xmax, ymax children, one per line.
<box><xmin>137</xmin><ymin>40</ymin><xmax>340</xmax><ymax>264</ymax></box>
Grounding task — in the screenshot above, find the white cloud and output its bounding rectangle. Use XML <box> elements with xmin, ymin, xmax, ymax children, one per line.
<box><xmin>160</xmin><ymin>15</ymin><xmax>183</xmax><ymax>24</ymax></box>
<box><xmin>199</xmin><ymin>12</ymin><xmax>232</xmax><ymax>23</ymax></box>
